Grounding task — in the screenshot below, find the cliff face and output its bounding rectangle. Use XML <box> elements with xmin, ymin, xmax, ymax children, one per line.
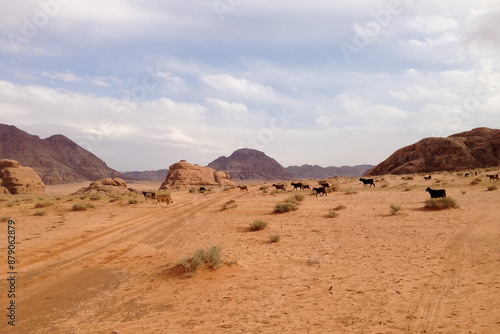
<box><xmin>367</xmin><ymin>127</ymin><xmax>500</xmax><ymax>175</ymax></box>
<box><xmin>0</xmin><ymin>124</ymin><xmax>123</xmax><ymax>184</ymax></box>
<box><xmin>160</xmin><ymin>160</ymin><xmax>236</xmax><ymax>189</ymax></box>
<box><xmin>208</xmin><ymin>148</ymin><xmax>294</xmax><ymax>181</ymax></box>
<box><xmin>0</xmin><ymin>159</ymin><xmax>45</xmax><ymax>194</ymax></box>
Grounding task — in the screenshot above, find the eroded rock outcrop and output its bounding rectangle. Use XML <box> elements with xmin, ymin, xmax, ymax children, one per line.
<box><xmin>74</xmin><ymin>177</ymin><xmax>134</xmax><ymax>195</ymax></box>
<box><xmin>160</xmin><ymin>160</ymin><xmax>236</xmax><ymax>189</ymax></box>
<box><xmin>0</xmin><ymin>159</ymin><xmax>45</xmax><ymax>195</ymax></box>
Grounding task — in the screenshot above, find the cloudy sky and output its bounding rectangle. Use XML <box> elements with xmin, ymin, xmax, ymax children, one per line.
<box><xmin>1</xmin><ymin>0</ymin><xmax>499</xmax><ymax>171</ymax></box>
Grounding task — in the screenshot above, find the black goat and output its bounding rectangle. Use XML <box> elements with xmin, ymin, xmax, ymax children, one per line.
<box><xmin>424</xmin><ymin>175</ymin><xmax>431</xmax><ymax>180</ymax></box>
<box><xmin>426</xmin><ymin>187</ymin><xmax>446</xmax><ymax>198</ymax></box>
<box><xmin>238</xmin><ymin>185</ymin><xmax>248</xmax><ymax>192</ymax></box>
<box><xmin>142</xmin><ymin>191</ymin><xmax>156</xmax><ymax>203</ymax></box>
<box><xmin>199</xmin><ymin>187</ymin><xmax>206</xmax><ymax>192</ymax></box>
<box><xmin>359</xmin><ymin>178</ymin><xmax>375</xmax><ymax>187</ymax></box>
<box><xmin>318</xmin><ymin>181</ymin><xmax>329</xmax><ymax>188</ymax></box>
<box><xmin>312</xmin><ymin>187</ymin><xmax>327</xmax><ymax>197</ymax></box>
<box><xmin>301</xmin><ymin>184</ymin><xmax>310</xmax><ymax>190</ymax></box>
<box><xmin>272</xmin><ymin>184</ymin><xmax>286</xmax><ymax>191</ymax></box>
<box><xmin>291</xmin><ymin>182</ymin><xmax>303</xmax><ymax>191</ymax></box>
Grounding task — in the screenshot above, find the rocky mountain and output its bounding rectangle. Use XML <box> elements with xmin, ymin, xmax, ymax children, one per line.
<box><xmin>160</xmin><ymin>160</ymin><xmax>236</xmax><ymax>189</ymax></box>
<box><xmin>0</xmin><ymin>124</ymin><xmax>123</xmax><ymax>184</ymax></box>
<box><xmin>286</xmin><ymin>164</ymin><xmax>375</xmax><ymax>179</ymax></box>
<box><xmin>367</xmin><ymin>127</ymin><xmax>500</xmax><ymax>175</ymax></box>
<box><xmin>207</xmin><ymin>148</ymin><xmax>295</xmax><ymax>181</ymax></box>
<box><xmin>122</xmin><ymin>169</ymin><xmax>169</xmax><ymax>182</ymax></box>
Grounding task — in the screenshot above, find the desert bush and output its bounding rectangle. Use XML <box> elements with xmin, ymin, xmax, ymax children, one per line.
<box><xmin>33</xmin><ymin>210</ymin><xmax>47</xmax><ymax>216</ymax></box>
<box><xmin>286</xmin><ymin>193</ymin><xmax>304</xmax><ymax>203</ymax></box>
<box><xmin>221</xmin><ymin>200</ymin><xmax>237</xmax><ymax>210</ymax></box>
<box><xmin>424</xmin><ymin>197</ymin><xmax>459</xmax><ymax>210</ymax></box>
<box><xmin>1</xmin><ymin>216</ymin><xmax>12</xmax><ymax>222</ymax></box>
<box><xmin>128</xmin><ymin>199</ymin><xmax>139</xmax><ymax>204</ymax></box>
<box><xmin>34</xmin><ymin>201</ymin><xmax>53</xmax><ymax>208</ymax></box>
<box><xmin>109</xmin><ymin>194</ymin><xmax>122</xmax><ymax>202</ymax></box>
<box><xmin>79</xmin><ymin>194</ymin><xmax>89</xmax><ymax>200</ymax></box>
<box><xmin>306</xmin><ymin>258</ymin><xmax>320</xmax><ymax>266</ymax></box>
<box><xmin>332</xmin><ymin>204</ymin><xmax>346</xmax><ymax>211</ymax></box>
<box><xmin>328</xmin><ymin>211</ymin><xmax>339</xmax><ymax>218</ymax></box>
<box><xmin>259</xmin><ymin>185</ymin><xmax>268</xmax><ymax>191</ymax></box>
<box><xmin>250</xmin><ymin>219</ymin><xmax>268</xmax><ymax>231</ymax></box>
<box><xmin>389</xmin><ymin>204</ymin><xmax>402</xmax><ymax>215</ymax></box>
<box><xmin>72</xmin><ymin>202</ymin><xmax>95</xmax><ymax>211</ymax></box>
<box><xmin>189</xmin><ymin>188</ymin><xmax>197</xmax><ymax>193</ymax></box>
<box><xmin>470</xmin><ymin>178</ymin><xmax>482</xmax><ymax>185</ymax></box>
<box><xmin>381</xmin><ymin>183</ymin><xmax>389</xmax><ymax>188</ymax></box>
<box><xmin>274</xmin><ymin>202</ymin><xmax>298</xmax><ymax>213</ymax></box>
<box><xmin>487</xmin><ymin>185</ymin><xmax>498</xmax><ymax>191</ymax></box>
<box><xmin>269</xmin><ymin>234</ymin><xmax>281</xmax><ymax>243</ymax></box>
<box><xmin>178</xmin><ymin>246</ymin><xmax>223</xmax><ymax>276</ymax></box>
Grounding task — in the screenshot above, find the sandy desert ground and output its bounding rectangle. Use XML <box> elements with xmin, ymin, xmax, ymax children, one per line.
<box><xmin>1</xmin><ymin>171</ymin><xmax>500</xmax><ymax>333</ymax></box>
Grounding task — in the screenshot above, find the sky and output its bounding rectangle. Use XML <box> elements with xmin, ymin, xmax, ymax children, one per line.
<box><xmin>1</xmin><ymin>0</ymin><xmax>499</xmax><ymax>172</ymax></box>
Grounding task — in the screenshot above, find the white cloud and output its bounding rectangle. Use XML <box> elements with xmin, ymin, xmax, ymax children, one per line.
<box><xmin>41</xmin><ymin>70</ymin><xmax>80</xmax><ymax>83</ymax></box>
<box><xmin>201</xmin><ymin>74</ymin><xmax>275</xmax><ymax>97</ymax></box>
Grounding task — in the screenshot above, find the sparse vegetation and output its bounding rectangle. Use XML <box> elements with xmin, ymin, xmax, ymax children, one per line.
<box><xmin>328</xmin><ymin>211</ymin><xmax>339</xmax><ymax>218</ymax></box>
<box><xmin>274</xmin><ymin>202</ymin><xmax>298</xmax><ymax>213</ymax></box>
<box><xmin>471</xmin><ymin>178</ymin><xmax>482</xmax><ymax>185</ymax></box>
<box><xmin>89</xmin><ymin>194</ymin><xmax>102</xmax><ymax>201</ymax></box>
<box><xmin>128</xmin><ymin>199</ymin><xmax>139</xmax><ymax>204</ymax></box>
<box><xmin>269</xmin><ymin>233</ymin><xmax>281</xmax><ymax>243</ymax></box>
<box><xmin>487</xmin><ymin>185</ymin><xmax>497</xmax><ymax>191</ymax></box>
<box><xmin>34</xmin><ymin>201</ymin><xmax>53</xmax><ymax>208</ymax></box>
<box><xmin>250</xmin><ymin>219</ymin><xmax>268</xmax><ymax>231</ymax></box>
<box><xmin>332</xmin><ymin>204</ymin><xmax>346</xmax><ymax>211</ymax></box>
<box><xmin>1</xmin><ymin>216</ymin><xmax>12</xmax><ymax>222</ymax></box>
<box><xmin>425</xmin><ymin>197</ymin><xmax>459</xmax><ymax>210</ymax></box>
<box><xmin>306</xmin><ymin>258</ymin><xmax>320</xmax><ymax>266</ymax></box>
<box><xmin>178</xmin><ymin>246</ymin><xmax>223</xmax><ymax>276</ymax></box>
<box><xmin>389</xmin><ymin>204</ymin><xmax>402</xmax><ymax>215</ymax></box>
<box><xmin>72</xmin><ymin>202</ymin><xmax>95</xmax><ymax>211</ymax></box>
<box><xmin>109</xmin><ymin>194</ymin><xmax>122</xmax><ymax>202</ymax></box>
<box><xmin>33</xmin><ymin>210</ymin><xmax>47</xmax><ymax>216</ymax></box>
<box><xmin>344</xmin><ymin>189</ymin><xmax>358</xmax><ymax>195</ymax></box>
<box><xmin>221</xmin><ymin>199</ymin><xmax>237</xmax><ymax>210</ymax></box>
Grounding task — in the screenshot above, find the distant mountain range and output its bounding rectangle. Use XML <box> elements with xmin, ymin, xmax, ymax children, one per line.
<box><xmin>367</xmin><ymin>127</ymin><xmax>500</xmax><ymax>175</ymax></box>
<box><xmin>287</xmin><ymin>164</ymin><xmax>374</xmax><ymax>179</ymax></box>
<box><xmin>0</xmin><ymin>124</ymin><xmax>123</xmax><ymax>184</ymax></box>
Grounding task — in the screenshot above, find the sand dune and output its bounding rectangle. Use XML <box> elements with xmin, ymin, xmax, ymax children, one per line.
<box><xmin>1</xmin><ymin>173</ymin><xmax>499</xmax><ymax>333</ymax></box>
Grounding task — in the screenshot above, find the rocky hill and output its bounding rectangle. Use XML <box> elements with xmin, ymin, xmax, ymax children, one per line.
<box><xmin>160</xmin><ymin>160</ymin><xmax>236</xmax><ymax>189</ymax></box>
<box><xmin>207</xmin><ymin>148</ymin><xmax>295</xmax><ymax>181</ymax></box>
<box><xmin>367</xmin><ymin>127</ymin><xmax>500</xmax><ymax>175</ymax></box>
<box><xmin>0</xmin><ymin>124</ymin><xmax>123</xmax><ymax>184</ymax></box>
<box><xmin>286</xmin><ymin>164</ymin><xmax>374</xmax><ymax>179</ymax></box>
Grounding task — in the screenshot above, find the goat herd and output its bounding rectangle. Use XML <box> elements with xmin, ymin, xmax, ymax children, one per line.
<box><xmin>143</xmin><ymin>173</ymin><xmax>499</xmax><ymax>206</ymax></box>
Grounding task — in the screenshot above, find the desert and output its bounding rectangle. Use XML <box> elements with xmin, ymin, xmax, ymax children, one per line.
<box><xmin>1</xmin><ymin>170</ymin><xmax>499</xmax><ymax>333</ymax></box>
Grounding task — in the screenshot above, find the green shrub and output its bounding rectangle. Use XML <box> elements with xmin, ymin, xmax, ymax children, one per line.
<box><xmin>250</xmin><ymin>219</ymin><xmax>268</xmax><ymax>231</ymax></box>
<box><xmin>72</xmin><ymin>202</ymin><xmax>95</xmax><ymax>211</ymax></box>
<box><xmin>425</xmin><ymin>197</ymin><xmax>459</xmax><ymax>210</ymax></box>
<box><xmin>269</xmin><ymin>234</ymin><xmax>281</xmax><ymax>243</ymax></box>
<box><xmin>274</xmin><ymin>202</ymin><xmax>298</xmax><ymax>213</ymax></box>
<box><xmin>89</xmin><ymin>194</ymin><xmax>102</xmax><ymax>201</ymax></box>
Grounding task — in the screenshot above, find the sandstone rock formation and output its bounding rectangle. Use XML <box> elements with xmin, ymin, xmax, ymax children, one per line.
<box><xmin>0</xmin><ymin>159</ymin><xmax>45</xmax><ymax>195</ymax></box>
<box><xmin>160</xmin><ymin>160</ymin><xmax>236</xmax><ymax>189</ymax></box>
<box><xmin>74</xmin><ymin>177</ymin><xmax>133</xmax><ymax>195</ymax></box>
<box><xmin>0</xmin><ymin>124</ymin><xmax>124</xmax><ymax>184</ymax></box>
<box><xmin>208</xmin><ymin>148</ymin><xmax>294</xmax><ymax>180</ymax></box>
<box><xmin>367</xmin><ymin>127</ymin><xmax>500</xmax><ymax>175</ymax></box>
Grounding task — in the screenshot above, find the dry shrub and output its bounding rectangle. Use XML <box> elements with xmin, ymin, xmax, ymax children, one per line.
<box><xmin>222</xmin><ymin>199</ymin><xmax>237</xmax><ymax>210</ymax></box>
<box><xmin>487</xmin><ymin>185</ymin><xmax>497</xmax><ymax>191</ymax></box>
<box><xmin>274</xmin><ymin>202</ymin><xmax>298</xmax><ymax>213</ymax></box>
<box><xmin>250</xmin><ymin>219</ymin><xmax>268</xmax><ymax>231</ymax></box>
<box><xmin>389</xmin><ymin>204</ymin><xmax>401</xmax><ymax>215</ymax></box>
<box><xmin>178</xmin><ymin>246</ymin><xmax>223</xmax><ymax>277</ymax></box>
<box><xmin>424</xmin><ymin>197</ymin><xmax>459</xmax><ymax>210</ymax></box>
<box><xmin>72</xmin><ymin>202</ymin><xmax>95</xmax><ymax>211</ymax></box>
<box><xmin>269</xmin><ymin>234</ymin><xmax>281</xmax><ymax>243</ymax></box>
<box><xmin>328</xmin><ymin>211</ymin><xmax>339</xmax><ymax>218</ymax></box>
<box><xmin>34</xmin><ymin>201</ymin><xmax>53</xmax><ymax>208</ymax></box>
